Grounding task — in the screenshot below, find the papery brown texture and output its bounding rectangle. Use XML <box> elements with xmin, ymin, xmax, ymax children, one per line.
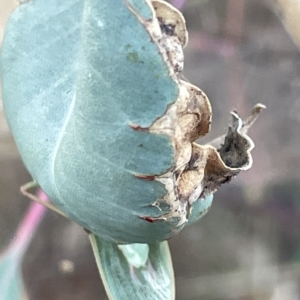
<box><xmin>137</xmin><ymin>1</ymin><xmax>266</xmax><ymax>224</ymax></box>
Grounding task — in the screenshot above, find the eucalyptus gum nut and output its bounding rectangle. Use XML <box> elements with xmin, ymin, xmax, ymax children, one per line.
<box><xmin>1</xmin><ymin>0</ymin><xmax>264</xmax><ymax>244</ymax></box>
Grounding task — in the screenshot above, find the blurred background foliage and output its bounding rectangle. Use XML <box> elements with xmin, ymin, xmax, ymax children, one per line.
<box><xmin>1</xmin><ymin>0</ymin><xmax>300</xmax><ymax>299</ymax></box>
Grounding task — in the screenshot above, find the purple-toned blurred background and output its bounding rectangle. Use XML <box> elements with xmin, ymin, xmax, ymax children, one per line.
<box><xmin>1</xmin><ymin>0</ymin><xmax>300</xmax><ymax>299</ymax></box>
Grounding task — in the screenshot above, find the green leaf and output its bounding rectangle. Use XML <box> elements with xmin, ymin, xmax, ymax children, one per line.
<box><xmin>0</xmin><ymin>194</ymin><xmax>47</xmax><ymax>300</ymax></box>
<box><xmin>89</xmin><ymin>234</ymin><xmax>175</xmax><ymax>300</ymax></box>
<box><xmin>118</xmin><ymin>243</ymin><xmax>149</xmax><ymax>268</ymax></box>
<box><xmin>0</xmin><ymin>247</ymin><xmax>26</xmax><ymax>300</ymax></box>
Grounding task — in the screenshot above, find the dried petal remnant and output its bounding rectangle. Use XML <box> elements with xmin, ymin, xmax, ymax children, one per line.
<box><xmin>127</xmin><ymin>1</ymin><xmax>265</xmax><ymax>228</ymax></box>
<box><xmin>159</xmin><ymin>105</ymin><xmax>265</xmax><ymax>225</ymax></box>
<box><xmin>180</xmin><ymin>105</ymin><xmax>265</xmax><ymax>201</ymax></box>
<box><xmin>151</xmin><ymin>0</ymin><xmax>188</xmax><ymax>47</ymax></box>
<box><xmin>151</xmin><ymin>0</ymin><xmax>188</xmax><ymax>73</ymax></box>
